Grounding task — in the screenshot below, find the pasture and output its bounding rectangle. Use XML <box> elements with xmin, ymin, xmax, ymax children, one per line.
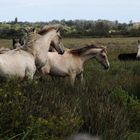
<box><xmin>0</xmin><ymin>37</ymin><xmax>140</xmax><ymax>140</ymax></box>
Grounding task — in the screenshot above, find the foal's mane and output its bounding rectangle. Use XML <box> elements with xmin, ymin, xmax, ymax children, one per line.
<box><xmin>38</xmin><ymin>26</ymin><xmax>58</xmax><ymax>35</ymax></box>
<box><xmin>69</xmin><ymin>44</ymin><xmax>106</xmax><ymax>55</ymax></box>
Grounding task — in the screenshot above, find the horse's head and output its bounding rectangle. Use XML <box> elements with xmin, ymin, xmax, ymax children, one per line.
<box><xmin>136</xmin><ymin>40</ymin><xmax>140</xmax><ymax>60</ymax></box>
<box><xmin>50</xmin><ymin>28</ymin><xmax>64</xmax><ymax>55</ymax></box>
<box><xmin>38</xmin><ymin>26</ymin><xmax>65</xmax><ymax>55</ymax></box>
<box><xmin>12</xmin><ymin>39</ymin><xmax>22</xmax><ymax>49</ymax></box>
<box><xmin>95</xmin><ymin>47</ymin><xmax>110</xmax><ymax>70</ymax></box>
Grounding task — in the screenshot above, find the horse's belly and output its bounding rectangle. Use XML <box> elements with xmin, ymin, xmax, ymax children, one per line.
<box><xmin>0</xmin><ymin>65</ymin><xmax>25</xmax><ymax>78</ymax></box>
<box><xmin>0</xmin><ymin>60</ymin><xmax>25</xmax><ymax>78</ymax></box>
<box><xmin>0</xmin><ymin>53</ymin><xmax>35</xmax><ymax>78</ymax></box>
<box><xmin>50</xmin><ymin>67</ymin><xmax>68</xmax><ymax>76</ymax></box>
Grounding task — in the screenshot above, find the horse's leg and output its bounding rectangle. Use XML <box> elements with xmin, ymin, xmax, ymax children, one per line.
<box><xmin>25</xmin><ymin>65</ymin><xmax>36</xmax><ymax>80</ymax></box>
<box><xmin>77</xmin><ymin>72</ymin><xmax>85</xmax><ymax>85</ymax></box>
<box><xmin>69</xmin><ymin>73</ymin><xmax>76</xmax><ymax>86</ymax></box>
<box><xmin>28</xmin><ymin>73</ymin><xmax>34</xmax><ymax>80</ymax></box>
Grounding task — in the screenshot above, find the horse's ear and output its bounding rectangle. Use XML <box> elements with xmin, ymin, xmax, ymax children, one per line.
<box><xmin>138</xmin><ymin>40</ymin><xmax>140</xmax><ymax>44</ymax></box>
<box><xmin>22</xmin><ymin>27</ymin><xmax>36</xmax><ymax>33</ymax></box>
<box><xmin>28</xmin><ymin>27</ymin><xmax>36</xmax><ymax>33</ymax></box>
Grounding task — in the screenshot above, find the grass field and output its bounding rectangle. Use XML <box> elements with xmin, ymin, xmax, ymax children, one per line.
<box><xmin>0</xmin><ymin>37</ymin><xmax>140</xmax><ymax>140</ymax></box>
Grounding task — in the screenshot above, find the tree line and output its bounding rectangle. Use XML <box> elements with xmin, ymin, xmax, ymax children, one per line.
<box><xmin>0</xmin><ymin>19</ymin><xmax>140</xmax><ymax>39</ymax></box>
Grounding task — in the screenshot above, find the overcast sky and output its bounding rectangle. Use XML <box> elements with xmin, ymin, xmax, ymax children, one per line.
<box><xmin>0</xmin><ymin>0</ymin><xmax>140</xmax><ymax>23</ymax></box>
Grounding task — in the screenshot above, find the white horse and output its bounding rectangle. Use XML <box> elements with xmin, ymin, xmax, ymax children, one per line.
<box><xmin>0</xmin><ymin>27</ymin><xmax>64</xmax><ymax>79</ymax></box>
<box><xmin>41</xmin><ymin>44</ymin><xmax>110</xmax><ymax>85</ymax></box>
<box><xmin>136</xmin><ymin>40</ymin><xmax>140</xmax><ymax>60</ymax></box>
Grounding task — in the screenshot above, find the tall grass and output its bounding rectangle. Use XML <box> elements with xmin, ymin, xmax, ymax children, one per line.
<box><xmin>0</xmin><ymin>38</ymin><xmax>140</xmax><ymax>139</ymax></box>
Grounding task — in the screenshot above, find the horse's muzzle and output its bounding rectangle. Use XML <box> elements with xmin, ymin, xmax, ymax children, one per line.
<box><xmin>104</xmin><ymin>65</ymin><xmax>110</xmax><ymax>70</ymax></box>
<box><xmin>58</xmin><ymin>50</ymin><xmax>65</xmax><ymax>55</ymax></box>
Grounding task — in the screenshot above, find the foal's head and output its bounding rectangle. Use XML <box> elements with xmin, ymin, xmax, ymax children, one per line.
<box><xmin>69</xmin><ymin>44</ymin><xmax>110</xmax><ymax>70</ymax></box>
<box><xmin>136</xmin><ymin>40</ymin><xmax>140</xmax><ymax>60</ymax></box>
<box><xmin>94</xmin><ymin>47</ymin><xmax>110</xmax><ymax>70</ymax></box>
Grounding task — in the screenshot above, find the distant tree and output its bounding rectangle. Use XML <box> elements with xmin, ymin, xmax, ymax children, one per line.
<box><xmin>129</xmin><ymin>20</ymin><xmax>133</xmax><ymax>25</ymax></box>
<box><xmin>118</xmin><ymin>23</ymin><xmax>127</xmax><ymax>30</ymax></box>
<box><xmin>115</xmin><ymin>20</ymin><xmax>119</xmax><ymax>25</ymax></box>
<box><xmin>14</xmin><ymin>17</ymin><xmax>18</xmax><ymax>23</ymax></box>
<box><xmin>93</xmin><ymin>21</ymin><xmax>110</xmax><ymax>36</ymax></box>
<box><xmin>129</xmin><ymin>20</ymin><xmax>133</xmax><ymax>28</ymax></box>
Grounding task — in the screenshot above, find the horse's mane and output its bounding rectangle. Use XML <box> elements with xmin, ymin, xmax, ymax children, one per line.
<box><xmin>23</xmin><ymin>29</ymin><xmax>41</xmax><ymax>54</ymax></box>
<box><xmin>38</xmin><ymin>26</ymin><xmax>58</xmax><ymax>35</ymax></box>
<box><xmin>69</xmin><ymin>44</ymin><xmax>106</xmax><ymax>55</ymax></box>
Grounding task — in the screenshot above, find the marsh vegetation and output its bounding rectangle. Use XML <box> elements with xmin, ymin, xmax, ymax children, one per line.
<box><xmin>0</xmin><ymin>37</ymin><xmax>140</xmax><ymax>140</ymax></box>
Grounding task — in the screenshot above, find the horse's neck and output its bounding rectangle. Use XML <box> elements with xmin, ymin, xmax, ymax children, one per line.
<box><xmin>44</xmin><ymin>31</ymin><xmax>54</xmax><ymax>39</ymax></box>
<box><xmin>44</xmin><ymin>30</ymin><xmax>56</xmax><ymax>41</ymax></box>
<box><xmin>33</xmin><ymin>31</ymin><xmax>56</xmax><ymax>56</ymax></box>
<box><xmin>81</xmin><ymin>48</ymin><xmax>101</xmax><ymax>64</ymax></box>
